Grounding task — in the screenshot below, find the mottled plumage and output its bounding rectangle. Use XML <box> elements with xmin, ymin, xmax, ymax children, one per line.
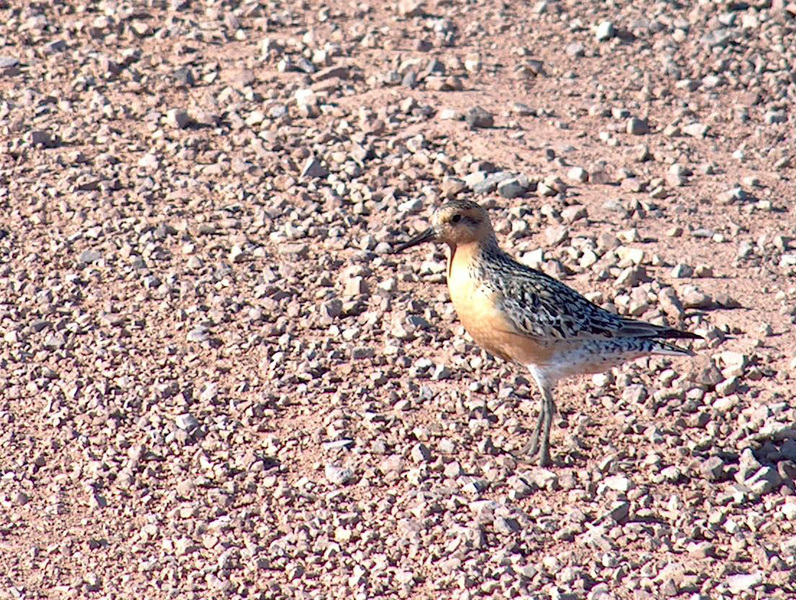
<box><xmin>394</xmin><ymin>199</ymin><xmax>700</xmax><ymax>466</ymax></box>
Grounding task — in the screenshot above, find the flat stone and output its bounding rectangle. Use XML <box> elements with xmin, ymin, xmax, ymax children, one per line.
<box><xmin>186</xmin><ymin>326</ymin><xmax>210</xmax><ymax>343</ymax></box>
<box><xmin>561</xmin><ymin>205</ymin><xmax>587</xmax><ymax>223</ymax></box>
<box><xmin>683</xmin><ymin>123</ymin><xmax>709</xmax><ymax>138</ymax></box>
<box><xmin>324</xmin><ymin>464</ymin><xmax>354</xmax><ymax>485</ymax></box>
<box><xmin>472</xmin><ymin>171</ymin><xmax>513</xmax><ymax>194</ymax></box>
<box><xmin>313</xmin><ymin>65</ymin><xmax>349</xmax><ymax>82</ymax></box>
<box><xmin>301</xmin><ymin>157</ymin><xmax>328</xmax><ymax>178</ymax></box>
<box><xmin>497</xmin><ymin>176</ymin><xmax>530</xmax><ymax>199</ymax></box>
<box><xmin>727</xmin><ymin>573</ymin><xmax>762</xmax><ymax>595</ymax></box>
<box><xmin>379</xmin><ymin>455</ymin><xmax>404</xmax><ymax>474</ymax></box>
<box><xmin>0</xmin><ymin>56</ymin><xmax>20</xmax><ymax>71</ymax></box>
<box><xmin>27</xmin><ymin>130</ymin><xmax>58</xmax><ymax>148</ymax></box>
<box><xmin>745</xmin><ymin>466</ymin><xmax>781</xmax><ymax>495</ymax></box>
<box><xmin>603</xmin><ymin>475</ymin><xmax>635</xmax><ymax>492</ymax></box>
<box><xmin>79</xmin><ymin>249</ymin><xmax>102</xmax><ymax>264</ymax></box>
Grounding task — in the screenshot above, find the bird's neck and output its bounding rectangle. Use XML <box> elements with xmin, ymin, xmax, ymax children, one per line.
<box><xmin>447</xmin><ymin>235</ymin><xmax>499</xmax><ymax>279</ymax></box>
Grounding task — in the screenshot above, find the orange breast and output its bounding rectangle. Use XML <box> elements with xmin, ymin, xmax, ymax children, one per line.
<box><xmin>447</xmin><ymin>244</ymin><xmax>554</xmax><ymax>366</ymax></box>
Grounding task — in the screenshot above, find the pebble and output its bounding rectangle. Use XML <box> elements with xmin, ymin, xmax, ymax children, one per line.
<box><xmin>324</xmin><ymin>464</ymin><xmax>354</xmax><ymax>485</ymax></box>
<box><xmin>301</xmin><ymin>157</ymin><xmax>328</xmax><ymax>178</ymax></box>
<box><xmin>726</xmin><ymin>573</ymin><xmax>762</xmax><ymax>594</ymax></box>
<box><xmin>596</xmin><ymin>21</ymin><xmax>615</xmax><ymax>42</ymax></box>
<box><xmin>472</xmin><ymin>171</ymin><xmax>514</xmax><ymax>194</ymax></box>
<box><xmin>411</xmin><ymin>443</ymin><xmax>431</xmax><ymax>463</ymax></box>
<box><xmin>175</xmin><ymin>413</ymin><xmax>199</xmax><ymax>431</ymax></box>
<box><xmin>670</xmin><ymin>263</ymin><xmax>693</xmax><ymax>278</ymax></box>
<box><xmin>186</xmin><ymin>326</ymin><xmax>210</xmax><ymax>343</ymax></box>
<box><xmin>166</xmin><ymin>109</ymin><xmax>192</xmax><ymax>129</ymax></box>
<box><xmin>465</xmin><ymin>106</ymin><xmax>495</xmax><ymax>129</ymax></box>
<box><xmin>700</xmin><ymin>456</ymin><xmax>725</xmax><ymax>481</ymax></box>
<box><xmin>683</xmin><ymin>123</ymin><xmax>709</xmax><ymax>138</ymax></box>
<box><xmin>567</xmin><ymin>167</ymin><xmax>589</xmax><ymax>183</ymax></box>
<box><xmin>27</xmin><ymin>130</ymin><xmax>58</xmax><ymax>148</ymax></box>
<box><xmin>745</xmin><ymin>466</ymin><xmax>781</xmax><ymax>495</ymax></box>
<box><xmin>626</xmin><ymin>117</ymin><xmax>649</xmax><ymax>135</ymax></box>
<box><xmin>497</xmin><ymin>176</ymin><xmax>530</xmax><ymax>199</ymax></box>
<box><xmin>680</xmin><ymin>286</ymin><xmax>713</xmax><ymax>309</ymax></box>
<box><xmin>79</xmin><ymin>249</ymin><xmax>102</xmax><ymax>264</ymax></box>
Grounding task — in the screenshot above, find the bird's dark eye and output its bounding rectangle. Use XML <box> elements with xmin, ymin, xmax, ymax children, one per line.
<box><xmin>451</xmin><ymin>214</ymin><xmax>462</xmax><ymax>224</ymax></box>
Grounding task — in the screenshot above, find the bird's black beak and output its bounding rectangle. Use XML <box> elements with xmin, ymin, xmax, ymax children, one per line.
<box><xmin>392</xmin><ymin>227</ymin><xmax>436</xmax><ymax>254</ymax></box>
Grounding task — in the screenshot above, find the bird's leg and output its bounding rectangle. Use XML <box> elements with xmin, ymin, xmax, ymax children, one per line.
<box><xmin>537</xmin><ymin>388</ymin><xmax>556</xmax><ymax>467</ymax></box>
<box><xmin>517</xmin><ymin>373</ymin><xmax>556</xmax><ymax>466</ymax></box>
<box><xmin>520</xmin><ymin>401</ymin><xmax>546</xmax><ymax>458</ymax></box>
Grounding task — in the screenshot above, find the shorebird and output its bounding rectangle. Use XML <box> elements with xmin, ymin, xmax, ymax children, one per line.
<box><xmin>393</xmin><ymin>199</ymin><xmax>700</xmax><ymax>466</ymax></box>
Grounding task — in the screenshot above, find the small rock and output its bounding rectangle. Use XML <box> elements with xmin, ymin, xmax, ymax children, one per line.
<box><xmin>603</xmin><ymin>475</ymin><xmax>635</xmax><ymax>493</ymax></box>
<box><xmin>440</xmin><ymin>177</ymin><xmax>466</xmax><ymax>199</ymax></box>
<box><xmin>495</xmin><ymin>517</ymin><xmax>521</xmax><ymax>534</ymax></box>
<box><xmin>397</xmin><ymin>0</ymin><xmax>425</xmax><ymax>17</ymax></box>
<box><xmin>186</xmin><ymin>326</ymin><xmax>210</xmax><ymax>343</ymax></box>
<box><xmin>0</xmin><ymin>56</ymin><xmax>20</xmax><ymax>74</ymax></box>
<box><xmin>670</xmin><ymin>263</ymin><xmax>693</xmax><ymax>278</ymax></box>
<box><xmin>626</xmin><ymin>117</ymin><xmax>649</xmax><ymax>135</ymax></box>
<box><xmin>175</xmin><ymin>413</ymin><xmax>199</xmax><ymax>431</ymax></box>
<box><xmin>497</xmin><ymin>177</ymin><xmax>530</xmax><ymax>199</ymax></box>
<box><xmin>28</xmin><ymin>130</ymin><xmax>58</xmax><ymax>148</ymax></box>
<box><xmin>325</xmin><ymin>464</ymin><xmax>354</xmax><ymax>486</ymax></box>
<box><xmin>472</xmin><ymin>171</ymin><xmax>513</xmax><ymax>194</ymax></box>
<box><xmin>683</xmin><ymin>123</ymin><xmax>709</xmax><ymax>138</ymax></box>
<box><xmin>301</xmin><ymin>157</ymin><xmax>328</xmax><ymax>178</ymax></box>
<box><xmin>596</xmin><ymin>21</ymin><xmax>615</xmax><ymax>42</ymax></box>
<box><xmin>411</xmin><ymin>443</ymin><xmax>431</xmax><ymax>463</ymax></box>
<box><xmin>379</xmin><ymin>455</ymin><xmax>404</xmax><ymax>474</ymax></box>
<box><xmin>166</xmin><ymin>109</ymin><xmax>192</xmax><ymax>129</ymax></box>
<box><xmin>607</xmin><ymin>500</ymin><xmax>630</xmax><ymax>522</ymax></box>
<box><xmin>344</xmin><ymin>276</ymin><xmax>367</xmax><ymax>297</ymax></box>
<box><xmin>561</xmin><ymin>205</ymin><xmax>587</xmax><ymax>223</ymax></box>
<box><xmin>782</xmin><ymin>536</ymin><xmax>796</xmax><ymax>557</ymax></box>
<box><xmin>737</xmin><ymin>448</ymin><xmax>762</xmax><ymax>482</ymax></box>
<box><xmin>567</xmin><ymin>167</ymin><xmax>589</xmax><ymax>183</ymax></box>
<box><xmin>511</xmin><ymin>102</ymin><xmax>536</xmax><ymax>116</ymax></box>
<box><xmin>782</xmin><ymin>503</ymin><xmax>796</xmax><ymax>520</ymax></box>
<box><xmin>79</xmin><ymin>249</ymin><xmax>102</xmax><ymax>264</ymax></box>
<box><xmin>726</xmin><ymin>573</ymin><xmax>762</xmax><ymax>595</ymax></box>
<box><xmin>565</xmin><ymin>42</ymin><xmax>585</xmax><ymax>57</ymax></box>
<box><xmin>138</xmin><ymin>153</ymin><xmax>159</xmax><ymax>169</ymax></box>
<box><xmin>717</xmin><ymin>187</ymin><xmax>747</xmax><ymax>205</ymax></box>
<box><xmin>700</xmin><ymin>456</ymin><xmax>725</xmax><ymax>481</ymax></box>
<box><xmin>718</xmin><ymin>351</ymin><xmax>748</xmax><ymax>377</ymax></box>
<box><xmin>465</xmin><ymin>106</ymin><xmax>494</xmax><ymax>129</ymax></box>
<box><xmin>680</xmin><ymin>285</ymin><xmax>712</xmax><ymax>309</ymax></box>
<box><xmin>745</xmin><ymin>466</ymin><xmax>781</xmax><ymax>495</ymax></box>
<box><xmin>544</xmin><ymin>226</ymin><xmax>568</xmax><ymax>246</ymax></box>
<box><xmin>174</xmin><ymin>67</ymin><xmax>195</xmax><ymax>87</ymax></box>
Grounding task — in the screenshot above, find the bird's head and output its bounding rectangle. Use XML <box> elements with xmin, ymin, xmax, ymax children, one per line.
<box><xmin>392</xmin><ymin>200</ymin><xmax>494</xmax><ymax>253</ymax></box>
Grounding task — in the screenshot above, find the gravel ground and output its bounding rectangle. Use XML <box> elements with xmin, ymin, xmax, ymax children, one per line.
<box><xmin>1</xmin><ymin>1</ymin><xmax>796</xmax><ymax>599</ymax></box>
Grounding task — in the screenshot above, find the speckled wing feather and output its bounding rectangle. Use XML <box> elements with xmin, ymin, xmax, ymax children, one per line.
<box><xmin>481</xmin><ymin>249</ymin><xmax>699</xmax><ymax>347</ymax></box>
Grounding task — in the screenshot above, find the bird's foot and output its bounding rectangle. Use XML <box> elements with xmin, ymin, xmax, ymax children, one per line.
<box><xmin>513</xmin><ymin>441</ymin><xmax>553</xmax><ymax>467</ymax></box>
